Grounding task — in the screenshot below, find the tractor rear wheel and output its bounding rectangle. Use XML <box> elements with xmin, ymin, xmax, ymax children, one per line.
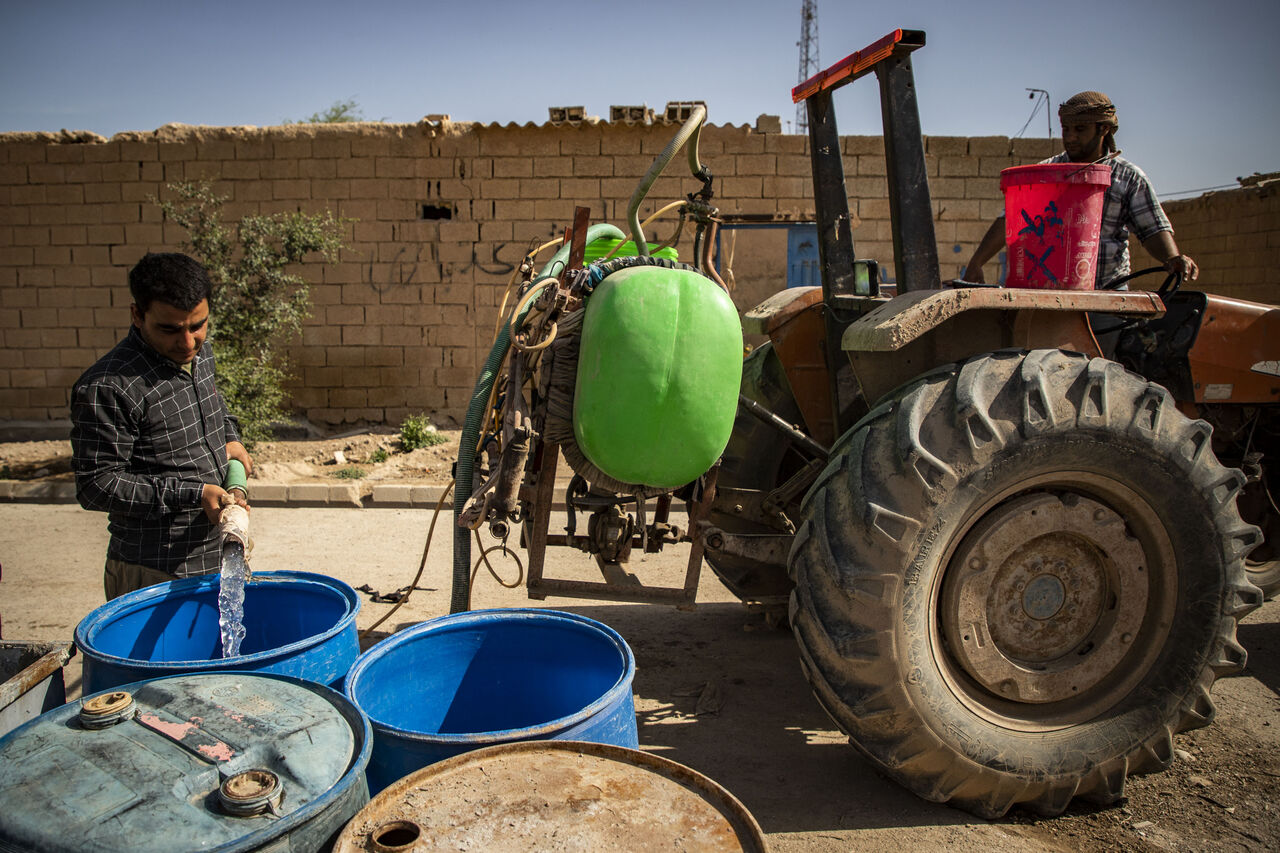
<box><xmin>789</xmin><ymin>349</ymin><xmax>1262</xmax><ymax>817</ymax></box>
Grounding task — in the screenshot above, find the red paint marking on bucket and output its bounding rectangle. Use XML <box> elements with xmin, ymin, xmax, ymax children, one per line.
<box><xmin>1001</xmin><ymin>163</ymin><xmax>1111</xmax><ymax>289</ymax></box>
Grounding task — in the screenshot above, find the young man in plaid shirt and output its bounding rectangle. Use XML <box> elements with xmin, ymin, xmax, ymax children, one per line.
<box><xmin>71</xmin><ymin>253</ymin><xmax>253</xmax><ymax>599</ymax></box>
<box><xmin>963</xmin><ymin>91</ymin><xmax>1198</xmax><ymax>289</ymax></box>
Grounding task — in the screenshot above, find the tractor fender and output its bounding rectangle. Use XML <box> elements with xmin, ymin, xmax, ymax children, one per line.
<box><xmin>841</xmin><ymin>286</ymin><xmax>1164</xmax><ymax>406</ymax></box>
<box><xmin>742</xmin><ymin>285</ymin><xmax>824</xmax><ymax>336</ymax></box>
<box><xmin>1185</xmin><ymin>293</ymin><xmax>1280</xmax><ymax>404</ymax></box>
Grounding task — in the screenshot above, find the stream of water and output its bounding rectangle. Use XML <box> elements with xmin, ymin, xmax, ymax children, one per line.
<box><xmin>218</xmin><ymin>542</ymin><xmax>248</xmax><ymax>657</ymax></box>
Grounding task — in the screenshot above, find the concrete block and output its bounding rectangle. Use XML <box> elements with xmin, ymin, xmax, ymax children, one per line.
<box><xmin>570</xmin><ymin>156</ymin><xmax>612</xmax><ymax>178</ymax></box>
<box><xmin>736</xmin><ymin>154</ymin><xmax>776</xmax><ymax>175</ymax></box>
<box><xmin>376</xmin><ymin>157</ymin><xmax>415</xmax><ymax>179</ymax></box>
<box><xmin>925</xmin><ymin>136</ymin><xmax>969</xmax><ymax>156</ymax></box>
<box><xmin>939</xmin><ymin>156</ymin><xmax>979</xmax><ymax>178</ymax></box>
<box><xmin>288</xmin><ymin>483</ymin><xmax>331</xmax><ymax>506</ymax></box>
<box><xmin>411</xmin><ymin>485</ymin><xmax>450</xmax><ymax>507</ymax></box>
<box><xmin>249</xmin><ymin>483</ymin><xmax>289</xmax><ymax>505</ymax></box>
<box><xmin>720</xmin><ymin>176</ymin><xmax>763</xmax><ymax>199</ymax></box>
<box><xmin>754</xmin><ymin>114</ymin><xmax>782</xmax><ymax>134</ymax></box>
<box><xmin>330</xmin><ymin>484</ymin><xmax>364</xmax><ymax>507</ymax></box>
<box><xmin>856</xmin><ymin>155</ymin><xmax>887</xmax><ymax>177</ymax></box>
<box><xmin>840</xmin><ymin>136</ymin><xmax>882</xmax><ymax>156</ymax></box>
<box><xmin>1011</xmin><ymin>138</ymin><xmax>1059</xmax><ymax>159</ymax></box>
<box><xmin>969</xmin><ymin>136</ymin><xmax>1013</xmax><ymax>156</ymax></box>
<box><xmin>8</xmin><ymin>480</ymin><xmax>76</xmax><ymax>503</ymax></box>
<box><xmin>776</xmin><ymin>154</ymin><xmax>809</xmax><ymax>177</ymax></box>
<box><xmin>349</xmin><ymin>178</ymin><xmax>391</xmax><ymax>199</ymax></box>
<box><xmin>371</xmin><ymin>484</ymin><xmax>415</xmax><ymax>507</ymax></box>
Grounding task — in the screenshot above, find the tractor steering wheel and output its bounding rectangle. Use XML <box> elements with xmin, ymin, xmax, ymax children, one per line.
<box><xmin>1100</xmin><ymin>265</ymin><xmax>1182</xmax><ymax>299</ymax></box>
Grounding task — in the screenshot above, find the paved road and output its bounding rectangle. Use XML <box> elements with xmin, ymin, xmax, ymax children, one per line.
<box><xmin>3</xmin><ymin>503</ymin><xmax>1277</xmax><ymax>852</ymax></box>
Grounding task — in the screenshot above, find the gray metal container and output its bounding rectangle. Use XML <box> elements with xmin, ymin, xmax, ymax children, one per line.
<box><xmin>0</xmin><ymin>671</ymin><xmax>371</xmax><ymax>852</ymax></box>
<box><xmin>0</xmin><ymin>640</ymin><xmax>74</xmax><ymax>738</ymax></box>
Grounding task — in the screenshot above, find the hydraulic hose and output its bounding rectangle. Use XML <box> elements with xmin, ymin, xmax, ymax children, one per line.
<box><xmin>451</xmin><ymin>222</ymin><xmax>625</xmax><ymax>613</ymax></box>
<box><xmin>626</xmin><ymin>105</ymin><xmax>709</xmax><ymax>257</ymax></box>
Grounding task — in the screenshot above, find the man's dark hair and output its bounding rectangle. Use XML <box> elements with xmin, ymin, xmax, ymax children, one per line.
<box><xmin>128</xmin><ymin>253</ymin><xmax>213</xmax><ymax>313</ymax></box>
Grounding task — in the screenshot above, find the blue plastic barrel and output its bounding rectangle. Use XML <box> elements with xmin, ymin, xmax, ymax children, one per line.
<box><xmin>76</xmin><ymin>570</ymin><xmax>360</xmax><ymax>695</ymax></box>
<box><xmin>346</xmin><ymin>608</ymin><xmax>638</xmax><ymax>794</ymax></box>
<box><xmin>0</xmin><ymin>671</ymin><xmax>371</xmax><ymax>853</ymax></box>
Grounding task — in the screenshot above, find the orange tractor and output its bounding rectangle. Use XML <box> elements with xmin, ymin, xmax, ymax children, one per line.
<box><xmin>454</xmin><ymin>29</ymin><xmax>1276</xmax><ymax>817</ymax></box>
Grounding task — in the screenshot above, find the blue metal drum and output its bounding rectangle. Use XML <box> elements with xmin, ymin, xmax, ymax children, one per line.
<box><xmin>0</xmin><ymin>671</ymin><xmax>372</xmax><ymax>853</ymax></box>
<box><xmin>75</xmin><ymin>571</ymin><xmax>361</xmax><ymax>694</ymax></box>
<box><xmin>346</xmin><ymin>608</ymin><xmax>639</xmax><ymax>794</ymax></box>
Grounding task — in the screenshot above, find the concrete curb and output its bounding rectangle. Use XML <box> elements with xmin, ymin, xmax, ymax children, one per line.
<box><xmin>0</xmin><ymin>480</ymin><xmax>454</xmax><ymax>509</ymax></box>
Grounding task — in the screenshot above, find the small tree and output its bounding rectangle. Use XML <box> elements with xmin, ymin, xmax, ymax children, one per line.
<box><xmin>290</xmin><ymin>98</ymin><xmax>366</xmax><ymax>124</ymax></box>
<box><xmin>158</xmin><ymin>180</ymin><xmax>347</xmax><ymax>445</ymax></box>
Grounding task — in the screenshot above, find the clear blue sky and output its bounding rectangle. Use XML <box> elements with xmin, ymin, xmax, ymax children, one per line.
<box><xmin>3</xmin><ymin>0</ymin><xmax>1276</xmax><ymax>199</ymax></box>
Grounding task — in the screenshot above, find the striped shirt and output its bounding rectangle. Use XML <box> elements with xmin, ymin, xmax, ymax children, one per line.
<box><xmin>71</xmin><ymin>327</ymin><xmax>239</xmax><ymax>577</ymax></box>
<box><xmin>1043</xmin><ymin>152</ymin><xmax>1172</xmax><ymax>287</ymax></box>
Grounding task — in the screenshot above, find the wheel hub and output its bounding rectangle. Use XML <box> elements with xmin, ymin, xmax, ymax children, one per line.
<box><xmin>942</xmin><ymin>491</ymin><xmax>1150</xmax><ymax>704</ymax></box>
<box><xmin>1022</xmin><ymin>573</ymin><xmax>1065</xmax><ymax>619</ymax></box>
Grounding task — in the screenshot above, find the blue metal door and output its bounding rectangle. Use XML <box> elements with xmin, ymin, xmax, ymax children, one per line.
<box><xmin>786</xmin><ymin>225</ymin><xmax>820</xmax><ymax>288</ymax></box>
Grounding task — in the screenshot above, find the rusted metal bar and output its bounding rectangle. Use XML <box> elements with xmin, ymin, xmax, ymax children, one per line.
<box><xmin>792</xmin><ymin>29</ymin><xmax>927</xmax><ymax>102</ymax></box>
<box><xmin>737</xmin><ymin>393</ymin><xmax>830</xmax><ymax>460</ymax></box>
<box><xmin>680</xmin><ymin>465</ymin><xmax>720</xmax><ymax>608</ymax></box>
<box><xmin>564</xmin><ymin>207</ymin><xmax>591</xmax><ymax>278</ymax></box>
<box><xmin>521</xmin><ymin>577</ymin><xmax>698</xmax><ymax>606</ymax></box>
<box><xmin>523</xmin><ymin>440</ymin><xmax>559</xmax><ymax>600</ymax></box>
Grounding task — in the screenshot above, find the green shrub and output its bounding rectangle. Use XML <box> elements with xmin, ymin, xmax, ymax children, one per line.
<box><xmin>332</xmin><ymin>466</ymin><xmax>366</xmax><ymax>480</ymax></box>
<box><xmin>157</xmin><ymin>180</ymin><xmax>347</xmax><ymax>446</ymax></box>
<box><xmin>370</xmin><ymin>447</ymin><xmax>389</xmax><ymax>463</ymax></box>
<box><xmin>400</xmin><ymin>413</ymin><xmax>447</xmax><ymax>451</ymax></box>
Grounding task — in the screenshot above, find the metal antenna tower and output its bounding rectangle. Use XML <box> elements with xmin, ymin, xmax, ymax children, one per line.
<box><xmin>796</xmin><ymin>0</ymin><xmax>818</xmax><ymax>134</ymax></box>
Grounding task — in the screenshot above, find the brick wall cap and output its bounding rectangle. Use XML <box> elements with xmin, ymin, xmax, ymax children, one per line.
<box><xmin>0</xmin><ymin>129</ymin><xmax>107</xmax><ymax>144</ymax></box>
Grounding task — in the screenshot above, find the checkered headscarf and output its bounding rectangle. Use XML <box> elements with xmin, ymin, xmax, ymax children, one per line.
<box><xmin>1059</xmin><ymin>91</ymin><xmax>1118</xmax><ymax>153</ymax></box>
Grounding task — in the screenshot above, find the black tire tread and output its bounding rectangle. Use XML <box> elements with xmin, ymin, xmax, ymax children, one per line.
<box><xmin>789</xmin><ymin>349</ymin><xmax>1263</xmax><ymax>818</ymax></box>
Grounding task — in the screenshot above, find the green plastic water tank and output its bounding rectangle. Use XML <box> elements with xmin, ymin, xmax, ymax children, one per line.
<box><xmin>574</xmin><ymin>266</ymin><xmax>743</xmax><ymax>488</ymax></box>
<box><xmin>583</xmin><ymin>238</ymin><xmax>679</xmax><ymax>264</ymax></box>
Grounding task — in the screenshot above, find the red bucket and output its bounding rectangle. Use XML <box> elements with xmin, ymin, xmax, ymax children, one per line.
<box><xmin>1001</xmin><ymin>163</ymin><xmax>1111</xmax><ymax>289</ymax></box>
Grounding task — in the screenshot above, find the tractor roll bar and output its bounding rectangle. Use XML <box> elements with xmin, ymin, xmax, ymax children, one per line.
<box><xmin>793</xmin><ymin>28</ymin><xmax>940</xmax><ymax>440</ymax></box>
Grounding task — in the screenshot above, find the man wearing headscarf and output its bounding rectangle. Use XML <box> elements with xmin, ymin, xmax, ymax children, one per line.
<box><xmin>963</xmin><ymin>91</ymin><xmax>1198</xmax><ymax>288</ymax></box>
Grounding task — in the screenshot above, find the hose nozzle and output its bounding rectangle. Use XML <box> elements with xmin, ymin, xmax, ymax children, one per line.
<box><xmin>219</xmin><ymin>459</ymin><xmax>251</xmax><ymax>549</ymax></box>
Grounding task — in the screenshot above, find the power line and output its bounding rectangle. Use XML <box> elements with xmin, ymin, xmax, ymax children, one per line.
<box><xmin>1014</xmin><ymin>89</ymin><xmax>1050</xmax><ymax>138</ymax></box>
<box><xmin>1160</xmin><ymin>183</ymin><xmax>1239</xmax><ymax>199</ymax></box>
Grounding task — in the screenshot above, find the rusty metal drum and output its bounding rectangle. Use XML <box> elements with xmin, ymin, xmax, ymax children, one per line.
<box><xmin>332</xmin><ymin>740</ymin><xmax>768</xmax><ymax>852</ymax></box>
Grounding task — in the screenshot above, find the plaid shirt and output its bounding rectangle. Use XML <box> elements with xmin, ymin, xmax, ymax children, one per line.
<box><xmin>71</xmin><ymin>327</ymin><xmax>239</xmax><ymax>577</ymax></box>
<box><xmin>1044</xmin><ymin>152</ymin><xmax>1172</xmax><ymax>287</ymax></box>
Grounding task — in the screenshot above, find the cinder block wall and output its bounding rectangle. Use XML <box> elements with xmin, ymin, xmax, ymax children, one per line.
<box><xmin>1159</xmin><ymin>185</ymin><xmax>1280</xmax><ymax>303</ymax></box>
<box><xmin>0</xmin><ymin>120</ymin><xmax>1271</xmax><ymax>430</ymax></box>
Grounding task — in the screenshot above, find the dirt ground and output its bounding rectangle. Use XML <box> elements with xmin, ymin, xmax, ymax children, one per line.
<box><xmin>0</xmin><ymin>426</ymin><xmax>462</xmax><ymax>497</ymax></box>
<box><xmin>2</xmin><ymin>433</ymin><xmax>1279</xmax><ymax>851</ymax></box>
